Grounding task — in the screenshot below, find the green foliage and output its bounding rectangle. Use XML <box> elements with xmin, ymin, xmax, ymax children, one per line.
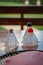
<box><xmin>0</xmin><ymin>0</ymin><xmax>24</xmax><ymax>3</ymax></box>
<box><xmin>13</xmin><ymin>0</ymin><xmax>24</xmax><ymax>3</ymax></box>
<box><xmin>0</xmin><ymin>0</ymin><xmax>43</xmax><ymax>5</ymax></box>
<box><xmin>0</xmin><ymin>2</ymin><xmax>24</xmax><ymax>6</ymax></box>
<box><xmin>0</xmin><ymin>26</ymin><xmax>6</xmax><ymax>30</ymax></box>
<box><xmin>29</xmin><ymin>0</ymin><xmax>36</xmax><ymax>5</ymax></box>
<box><xmin>41</xmin><ymin>0</ymin><xmax>43</xmax><ymax>5</ymax></box>
<box><xmin>33</xmin><ymin>26</ymin><xmax>43</xmax><ymax>30</ymax></box>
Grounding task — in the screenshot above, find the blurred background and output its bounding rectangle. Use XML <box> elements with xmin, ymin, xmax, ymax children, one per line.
<box><xmin>0</xmin><ymin>0</ymin><xmax>43</xmax><ymax>30</ymax></box>
<box><xmin>0</xmin><ymin>0</ymin><xmax>43</xmax><ymax>6</ymax></box>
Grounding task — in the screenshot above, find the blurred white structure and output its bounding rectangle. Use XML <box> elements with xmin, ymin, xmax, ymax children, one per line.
<box><xmin>36</xmin><ymin>0</ymin><xmax>41</xmax><ymax>5</ymax></box>
<box><xmin>24</xmin><ymin>0</ymin><xmax>41</xmax><ymax>6</ymax></box>
<box><xmin>25</xmin><ymin>0</ymin><xmax>29</xmax><ymax>5</ymax></box>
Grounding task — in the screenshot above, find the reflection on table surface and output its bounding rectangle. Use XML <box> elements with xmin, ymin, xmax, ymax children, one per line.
<box><xmin>0</xmin><ymin>30</ymin><xmax>43</xmax><ymax>56</ymax></box>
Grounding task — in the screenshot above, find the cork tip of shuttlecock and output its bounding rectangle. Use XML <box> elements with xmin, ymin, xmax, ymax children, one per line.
<box><xmin>27</xmin><ymin>22</ymin><xmax>32</xmax><ymax>27</ymax></box>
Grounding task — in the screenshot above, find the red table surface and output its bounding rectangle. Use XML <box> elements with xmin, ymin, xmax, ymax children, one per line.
<box><xmin>3</xmin><ymin>51</ymin><xmax>43</xmax><ymax>65</ymax></box>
